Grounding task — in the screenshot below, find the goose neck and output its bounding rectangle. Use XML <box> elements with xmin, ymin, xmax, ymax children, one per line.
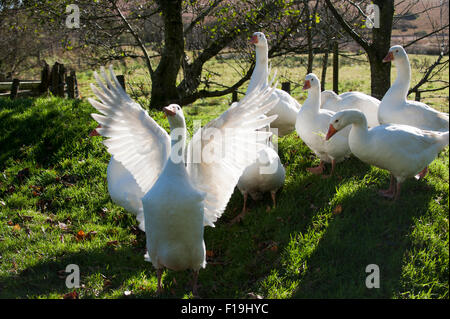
<box><xmin>168</xmin><ymin>125</ymin><xmax>187</xmax><ymax>167</ymax></box>
<box><xmin>304</xmin><ymin>86</ymin><xmax>321</xmax><ymax>113</ymax></box>
<box><xmin>391</xmin><ymin>57</ymin><xmax>411</xmax><ymax>101</ymax></box>
<box><xmin>247</xmin><ymin>45</ymin><xmax>269</xmax><ymax>94</ymax></box>
<box><xmin>346</xmin><ymin>111</ymin><xmax>369</xmax><ymax>142</ymax></box>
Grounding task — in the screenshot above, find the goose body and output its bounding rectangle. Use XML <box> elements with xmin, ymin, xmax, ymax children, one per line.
<box><xmin>326</xmin><ymin>109</ymin><xmax>449</xmax><ymax>199</ymax></box>
<box><xmin>237</xmin><ymin>145</ymin><xmax>285</xmax><ymax>200</ymax></box>
<box><xmin>235</xmin><ymin>137</ymin><xmax>285</xmax><ymax>220</ymax></box>
<box><xmin>379</xmin><ymin>45</ymin><xmax>449</xmax><ymax>132</ymax></box>
<box><xmin>321</xmin><ymin>90</ymin><xmax>380</xmax><ymax>127</ymax></box>
<box><xmin>295</xmin><ymin>73</ymin><xmax>351</xmax><ymax>176</ymax></box>
<box><xmin>144</xmin><ymin>159</ymin><xmax>206</xmax><ymax>272</ymax></box>
<box><xmin>89</xmin><ymin>66</ymin><xmax>279</xmax><ymax>294</ymax></box>
<box><xmin>247</xmin><ymin>32</ymin><xmax>301</xmax><ymax>136</ymax></box>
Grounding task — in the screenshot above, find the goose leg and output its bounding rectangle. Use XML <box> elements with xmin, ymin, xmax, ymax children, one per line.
<box><xmin>192</xmin><ymin>270</ymin><xmax>199</xmax><ymax>297</ymax></box>
<box><xmin>322</xmin><ymin>159</ymin><xmax>336</xmax><ymax>179</ymax></box>
<box><xmin>415</xmin><ymin>167</ymin><xmax>428</xmax><ymax>180</ymax></box>
<box><xmin>379</xmin><ymin>174</ymin><xmax>396</xmax><ymax>199</ymax></box>
<box><xmin>156</xmin><ymin>268</ymin><xmax>163</xmax><ymax>294</ymax></box>
<box><xmin>230</xmin><ymin>193</ymin><xmax>248</xmax><ymax>224</ymax></box>
<box><xmin>307</xmin><ymin>160</ymin><xmax>325</xmax><ymax>175</ymax></box>
<box><xmin>394</xmin><ymin>182</ymin><xmax>402</xmax><ymax>201</ymax></box>
<box><xmin>270</xmin><ymin>191</ymin><xmax>276</xmax><ymax>209</ymax></box>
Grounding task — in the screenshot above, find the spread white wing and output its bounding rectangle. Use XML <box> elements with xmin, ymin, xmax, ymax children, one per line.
<box><xmin>186</xmin><ymin>77</ymin><xmax>279</xmax><ymax>227</ymax></box>
<box><xmin>88</xmin><ymin>66</ymin><xmax>171</xmax><ymax>194</ymax></box>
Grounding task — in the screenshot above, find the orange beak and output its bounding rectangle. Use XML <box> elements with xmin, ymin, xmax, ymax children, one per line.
<box><xmin>303</xmin><ymin>80</ymin><xmax>311</xmax><ymax>90</ymax></box>
<box><xmin>163</xmin><ymin>106</ymin><xmax>176</xmax><ymax>117</ymax></box>
<box><xmin>382</xmin><ymin>51</ymin><xmax>394</xmax><ymax>63</ymax></box>
<box><xmin>89</xmin><ymin>124</ymin><xmax>102</xmax><ymax>137</ymax></box>
<box><xmin>250</xmin><ymin>35</ymin><xmax>258</xmax><ymax>44</ymax></box>
<box><xmin>325</xmin><ymin>124</ymin><xmax>337</xmax><ymax>141</ymax></box>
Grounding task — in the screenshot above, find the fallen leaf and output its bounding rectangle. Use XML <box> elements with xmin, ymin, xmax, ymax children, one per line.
<box><xmin>333</xmin><ymin>204</ymin><xmax>343</xmax><ymax>215</ymax></box>
<box><xmin>76</xmin><ymin>230</ymin><xmax>86</xmax><ymax>241</ymax></box>
<box><xmin>63</xmin><ymin>291</ymin><xmax>78</xmax><ymax>299</ymax></box>
<box><xmin>103</xmin><ymin>279</ymin><xmax>112</xmax><ymax>288</ymax></box>
<box><xmin>7</xmin><ymin>220</ymin><xmax>13</xmax><ymax>226</ymax></box>
<box><xmin>206</xmin><ymin>250</ymin><xmax>214</xmax><ymax>258</ymax></box>
<box><xmin>12</xmin><ymin>224</ymin><xmax>21</xmax><ymax>231</ymax></box>
<box><xmin>107</xmin><ymin>240</ymin><xmax>119</xmax><ymax>247</ymax></box>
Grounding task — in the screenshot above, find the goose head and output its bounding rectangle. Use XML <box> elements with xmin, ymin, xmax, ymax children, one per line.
<box><xmin>251</xmin><ymin>32</ymin><xmax>268</xmax><ymax>48</ymax></box>
<box><xmin>326</xmin><ymin>109</ymin><xmax>365</xmax><ymax>140</ymax></box>
<box><xmin>303</xmin><ymin>73</ymin><xmax>320</xmax><ymax>91</ymax></box>
<box><xmin>163</xmin><ymin>104</ymin><xmax>185</xmax><ymax>129</ymax></box>
<box><xmin>382</xmin><ymin>45</ymin><xmax>407</xmax><ymax>63</ymax></box>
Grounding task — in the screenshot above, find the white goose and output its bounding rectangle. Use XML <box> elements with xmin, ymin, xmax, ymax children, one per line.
<box><xmin>326</xmin><ymin>109</ymin><xmax>449</xmax><ymax>200</ymax></box>
<box><xmin>233</xmin><ymin>120</ymin><xmax>286</xmax><ymax>223</ymax></box>
<box><xmin>247</xmin><ymin>32</ymin><xmax>301</xmax><ymax>137</ymax></box>
<box><xmin>295</xmin><ymin>73</ymin><xmax>351</xmax><ymax>177</ymax></box>
<box><xmin>379</xmin><ymin>45</ymin><xmax>449</xmax><ymax>180</ymax></box>
<box><xmin>88</xmin><ymin>66</ymin><xmax>278</xmax><ymax>295</ymax></box>
<box><xmin>321</xmin><ymin>90</ymin><xmax>380</xmax><ymax>127</ymax></box>
<box><xmin>379</xmin><ymin>45</ymin><xmax>449</xmax><ymax>132</ymax></box>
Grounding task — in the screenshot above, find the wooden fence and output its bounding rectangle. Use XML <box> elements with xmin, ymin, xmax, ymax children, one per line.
<box><xmin>0</xmin><ymin>62</ymin><xmax>80</xmax><ymax>99</ymax></box>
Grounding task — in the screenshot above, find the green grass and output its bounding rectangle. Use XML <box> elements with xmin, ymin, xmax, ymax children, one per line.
<box><xmin>0</xmin><ymin>92</ymin><xmax>448</xmax><ymax>299</ymax></box>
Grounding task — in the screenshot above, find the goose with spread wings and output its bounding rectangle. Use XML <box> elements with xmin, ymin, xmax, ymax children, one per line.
<box><xmin>88</xmin><ymin>66</ymin><xmax>279</xmax><ymax>295</ymax></box>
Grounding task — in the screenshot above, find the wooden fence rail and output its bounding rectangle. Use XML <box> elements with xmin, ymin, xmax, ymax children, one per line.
<box><xmin>0</xmin><ymin>62</ymin><xmax>81</xmax><ymax>100</ymax></box>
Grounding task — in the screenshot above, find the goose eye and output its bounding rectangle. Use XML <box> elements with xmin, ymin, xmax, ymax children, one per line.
<box><xmin>395</xmin><ymin>50</ymin><xmax>398</xmax><ymax>53</ymax></box>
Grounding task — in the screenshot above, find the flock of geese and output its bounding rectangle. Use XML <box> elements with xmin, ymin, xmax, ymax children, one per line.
<box><xmin>88</xmin><ymin>32</ymin><xmax>449</xmax><ymax>295</ymax></box>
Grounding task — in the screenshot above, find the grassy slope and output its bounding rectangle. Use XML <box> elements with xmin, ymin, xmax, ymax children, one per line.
<box><xmin>0</xmin><ymin>92</ymin><xmax>448</xmax><ymax>299</ymax></box>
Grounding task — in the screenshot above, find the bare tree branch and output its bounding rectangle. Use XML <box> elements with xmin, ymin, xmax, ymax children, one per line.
<box><xmin>110</xmin><ymin>0</ymin><xmax>155</xmax><ymax>76</ymax></box>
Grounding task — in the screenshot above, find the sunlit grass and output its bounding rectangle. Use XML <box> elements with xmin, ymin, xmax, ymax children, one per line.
<box><xmin>0</xmin><ymin>59</ymin><xmax>448</xmax><ymax>299</ymax></box>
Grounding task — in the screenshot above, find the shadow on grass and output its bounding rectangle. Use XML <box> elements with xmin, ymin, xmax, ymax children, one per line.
<box><xmin>193</xmin><ymin>155</ymin><xmax>373</xmax><ymax>298</ymax></box>
<box><xmin>0</xmin><ymin>245</ymin><xmax>157</xmax><ymax>299</ymax></box>
<box><xmin>290</xmin><ymin>176</ymin><xmax>435</xmax><ymax>298</ymax></box>
<box><xmin>0</xmin><ymin>97</ymin><xmax>96</xmax><ymax>171</ymax></box>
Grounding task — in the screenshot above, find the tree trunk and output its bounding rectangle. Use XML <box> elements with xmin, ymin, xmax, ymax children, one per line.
<box><xmin>368</xmin><ymin>0</ymin><xmax>394</xmax><ymax>100</ymax></box>
<box><xmin>324</xmin><ymin>0</ymin><xmax>394</xmax><ymax>100</ymax></box>
<box><xmin>150</xmin><ymin>0</ymin><xmax>184</xmax><ymax>109</ymax></box>
<box><xmin>367</xmin><ymin>50</ymin><xmax>391</xmax><ymax>100</ymax></box>
<box><xmin>305</xmin><ymin>0</ymin><xmax>313</xmax><ymax>73</ymax></box>
<box><xmin>321</xmin><ymin>46</ymin><xmax>329</xmax><ymax>91</ymax></box>
<box><xmin>333</xmin><ymin>41</ymin><xmax>339</xmax><ymax>94</ymax></box>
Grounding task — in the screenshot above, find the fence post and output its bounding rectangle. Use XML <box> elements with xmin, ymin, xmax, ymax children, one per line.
<box><xmin>39</xmin><ymin>62</ymin><xmax>51</xmax><ymax>93</ymax></box>
<box><xmin>10</xmin><ymin>79</ymin><xmax>20</xmax><ymax>99</ymax></box>
<box><xmin>116</xmin><ymin>74</ymin><xmax>126</xmax><ymax>92</ymax></box>
<box><xmin>67</xmin><ymin>72</ymin><xmax>75</xmax><ymax>99</ymax></box>
<box><xmin>50</xmin><ymin>62</ymin><xmax>60</xmax><ymax>96</ymax></box>
<box><xmin>281</xmin><ymin>82</ymin><xmax>291</xmax><ymax>94</ymax></box>
<box><xmin>67</xmin><ymin>70</ymin><xmax>79</xmax><ymax>99</ymax></box>
<box><xmin>57</xmin><ymin>64</ymin><xmax>66</xmax><ymax>97</ymax></box>
<box><xmin>333</xmin><ymin>41</ymin><xmax>339</xmax><ymax>95</ymax></box>
<box><xmin>232</xmin><ymin>90</ymin><xmax>238</xmax><ymax>102</ymax></box>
